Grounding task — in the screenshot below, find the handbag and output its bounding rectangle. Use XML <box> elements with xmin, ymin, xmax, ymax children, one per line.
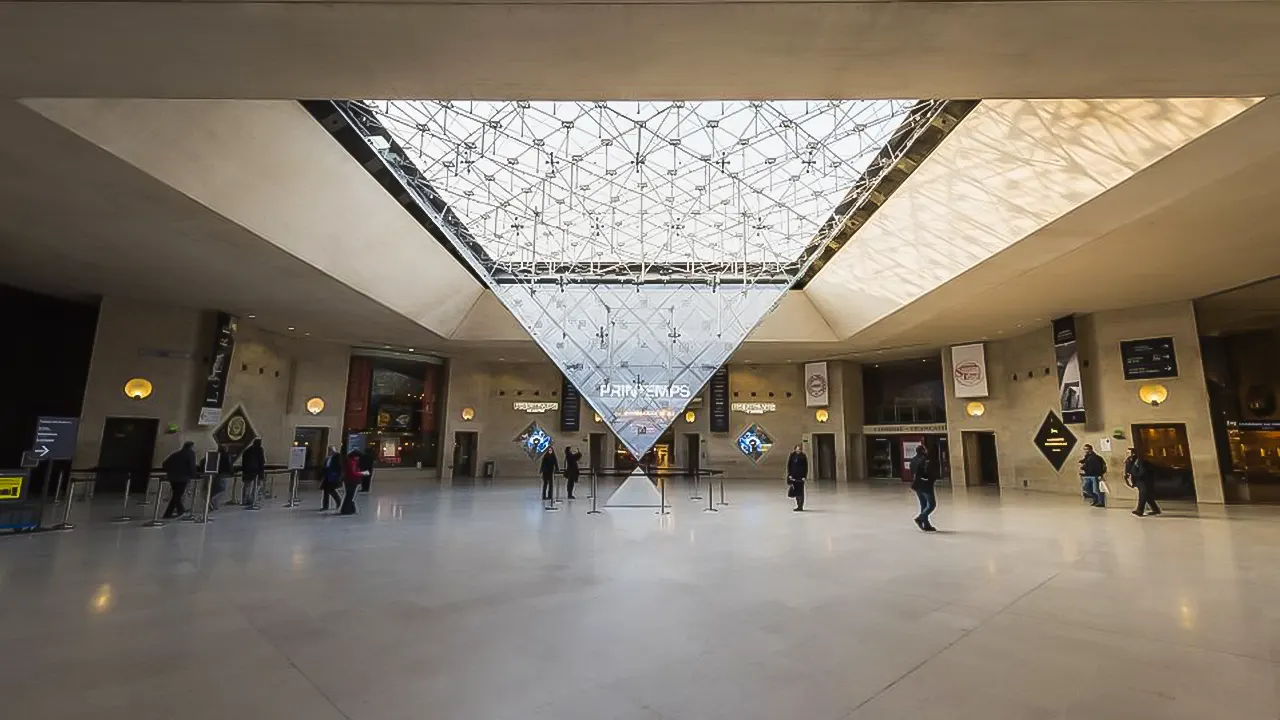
<box><xmin>786</xmin><ymin>479</ymin><xmax>797</xmax><ymax>498</ymax></box>
<box><xmin>1098</xmin><ymin>479</ymin><xmax>1110</xmax><ymax>494</ymax></box>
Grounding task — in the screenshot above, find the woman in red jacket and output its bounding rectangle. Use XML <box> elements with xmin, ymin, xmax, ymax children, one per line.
<box><xmin>341</xmin><ymin>449</ymin><xmax>366</xmax><ymax>516</ymax></box>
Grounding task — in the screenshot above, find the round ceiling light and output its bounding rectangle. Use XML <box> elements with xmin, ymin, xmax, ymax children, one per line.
<box><xmin>123</xmin><ymin>378</ymin><xmax>153</xmax><ymax>400</ymax></box>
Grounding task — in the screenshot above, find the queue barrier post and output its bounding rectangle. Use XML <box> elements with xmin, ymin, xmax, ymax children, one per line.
<box><xmin>143</xmin><ymin>480</ymin><xmax>169</xmax><ymax>528</ymax></box>
<box><xmin>690</xmin><ymin>471</ymin><xmax>702</xmax><ymax>501</ymax></box>
<box><xmin>717</xmin><ymin>475</ymin><xmax>728</xmax><ymax>506</ymax></box>
<box><xmin>283</xmin><ymin>470</ymin><xmax>301</xmax><ymax>508</ymax></box>
<box><xmin>587</xmin><ymin>469</ymin><xmax>602</xmax><ymax>514</ymax></box>
<box><xmin>51</xmin><ymin>480</ymin><xmax>79</xmax><ymax>531</ymax></box>
<box><xmin>656</xmin><ymin>473</ymin><xmax>669</xmax><ymax>516</ymax></box>
<box><xmin>704</xmin><ymin>474</ymin><xmax>718</xmax><ymax>513</ymax></box>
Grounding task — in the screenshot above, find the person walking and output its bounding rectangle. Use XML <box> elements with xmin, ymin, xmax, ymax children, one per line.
<box><xmin>1079</xmin><ymin>444</ymin><xmax>1108</xmax><ymax>508</ymax></box>
<box><xmin>1125</xmin><ymin>447</ymin><xmax>1161</xmax><ymax>517</ymax></box>
<box><xmin>786</xmin><ymin>444</ymin><xmax>808</xmax><ymax>511</ymax></box>
<box><xmin>341</xmin><ymin>450</ymin><xmax>365</xmax><ymax>515</ymax></box>
<box><xmin>240</xmin><ymin>438</ymin><xmax>265</xmax><ymax>507</ymax></box>
<box><xmin>540</xmin><ymin>448</ymin><xmax>559</xmax><ymax>502</ymax></box>
<box><xmin>320</xmin><ymin>446</ymin><xmax>344</xmax><ymax>512</ymax></box>
<box><xmin>910</xmin><ymin>445</ymin><xmax>938</xmax><ymax>531</ymax></box>
<box><xmin>358</xmin><ymin>447</ymin><xmax>375</xmax><ymax>493</ymax></box>
<box><xmin>160</xmin><ymin>441</ymin><xmax>197</xmax><ymax>519</ymax></box>
<box><xmin>209</xmin><ymin>444</ymin><xmax>234</xmax><ymax>511</ymax></box>
<box><xmin>563</xmin><ymin>446</ymin><xmax>582</xmax><ymax>499</ymax></box>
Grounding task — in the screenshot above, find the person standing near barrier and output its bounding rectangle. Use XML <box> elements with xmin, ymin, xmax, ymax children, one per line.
<box><xmin>359</xmin><ymin>447</ymin><xmax>374</xmax><ymax>493</ymax></box>
<box><xmin>910</xmin><ymin>444</ymin><xmax>938</xmax><ymax>531</ymax></box>
<box><xmin>161</xmin><ymin>441</ymin><xmax>197</xmax><ymax>519</ymax></box>
<box><xmin>341</xmin><ymin>450</ymin><xmax>366</xmax><ymax>515</ymax></box>
<box><xmin>786</xmin><ymin>444</ymin><xmax>808</xmax><ymax>511</ymax></box>
<box><xmin>209</xmin><ymin>444</ymin><xmax>234</xmax><ymax>511</ymax></box>
<box><xmin>320</xmin><ymin>446</ymin><xmax>343</xmax><ymax>512</ymax></box>
<box><xmin>540</xmin><ymin>447</ymin><xmax>559</xmax><ymax>501</ymax></box>
<box><xmin>240</xmin><ymin>438</ymin><xmax>266</xmax><ymax>507</ymax></box>
<box><xmin>563</xmin><ymin>446</ymin><xmax>582</xmax><ymax>499</ymax></box>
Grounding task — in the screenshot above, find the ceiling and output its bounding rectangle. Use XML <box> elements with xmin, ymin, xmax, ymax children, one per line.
<box><xmin>4</xmin><ymin>1</ymin><xmax>1280</xmax><ymax>99</ymax></box>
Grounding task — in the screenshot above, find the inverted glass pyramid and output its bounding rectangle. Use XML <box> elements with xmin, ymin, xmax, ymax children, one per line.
<box><xmin>350</xmin><ymin>99</ymin><xmax>931</xmax><ymax>458</ymax></box>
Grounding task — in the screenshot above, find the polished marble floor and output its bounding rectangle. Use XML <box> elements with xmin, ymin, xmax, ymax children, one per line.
<box><xmin>2</xmin><ymin>476</ymin><xmax>1279</xmax><ymax>720</ymax></box>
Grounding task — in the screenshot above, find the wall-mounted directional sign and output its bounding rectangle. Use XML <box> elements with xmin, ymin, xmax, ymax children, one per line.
<box><xmin>1033</xmin><ymin>410</ymin><xmax>1077</xmax><ymax>471</ymax></box>
<box><xmin>1120</xmin><ymin>337</ymin><xmax>1178</xmax><ymax>381</ymax></box>
<box><xmin>33</xmin><ymin>416</ymin><xmax>78</xmax><ymax>461</ymax></box>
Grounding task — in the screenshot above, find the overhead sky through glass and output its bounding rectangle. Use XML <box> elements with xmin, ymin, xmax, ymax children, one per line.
<box><xmin>368</xmin><ymin>100</ymin><xmax>918</xmax><ymax>281</ymax></box>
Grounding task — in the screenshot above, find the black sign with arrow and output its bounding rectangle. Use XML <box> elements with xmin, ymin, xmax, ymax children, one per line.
<box><xmin>1120</xmin><ymin>337</ymin><xmax>1178</xmax><ymax>381</ymax></box>
<box><xmin>33</xmin><ymin>416</ymin><xmax>78</xmax><ymax>461</ymax></box>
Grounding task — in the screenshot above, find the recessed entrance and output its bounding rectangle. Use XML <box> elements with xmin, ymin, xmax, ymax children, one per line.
<box><xmin>1132</xmin><ymin>423</ymin><xmax>1196</xmax><ymax>501</ymax></box>
<box><xmin>452</xmin><ymin>431</ymin><xmax>478</xmax><ymax>477</ymax></box>
<box><xmin>589</xmin><ymin>432</ymin><xmax>607</xmax><ymax>474</ymax></box>
<box><xmin>813</xmin><ymin>433</ymin><xmax>837</xmax><ymax>481</ymax></box>
<box><xmin>683</xmin><ymin>433</ymin><xmax>701</xmax><ymax>477</ymax></box>
<box><xmin>293</xmin><ymin>426</ymin><xmax>330</xmax><ymax>482</ymax></box>
<box><xmin>97</xmin><ymin>417</ymin><xmax>158</xmax><ymax>494</ymax></box>
<box><xmin>961</xmin><ymin>431</ymin><xmax>1000</xmax><ymax>488</ymax></box>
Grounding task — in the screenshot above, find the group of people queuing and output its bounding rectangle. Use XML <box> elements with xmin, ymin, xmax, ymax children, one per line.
<box><xmin>159</xmin><ymin>439</ymin><xmax>376</xmax><ymax>519</ymax></box>
<box><xmin>540</xmin><ymin>445</ymin><xmax>582</xmax><ymax>501</ymax></box>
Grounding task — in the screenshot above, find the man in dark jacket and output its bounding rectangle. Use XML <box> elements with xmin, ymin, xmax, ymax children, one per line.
<box><xmin>1124</xmin><ymin>447</ymin><xmax>1161</xmax><ymax>517</ymax></box>
<box><xmin>540</xmin><ymin>449</ymin><xmax>559</xmax><ymax>502</ymax></box>
<box><xmin>240</xmin><ymin>438</ymin><xmax>266</xmax><ymax>507</ymax></box>
<box><xmin>358</xmin><ymin>447</ymin><xmax>375</xmax><ymax>493</ymax></box>
<box><xmin>787</xmin><ymin>444</ymin><xmax>808</xmax><ymax>511</ymax></box>
<box><xmin>161</xmin><ymin>441</ymin><xmax>197</xmax><ymax>519</ymax></box>
<box><xmin>910</xmin><ymin>445</ymin><xmax>937</xmax><ymax>531</ymax></box>
<box><xmin>563</xmin><ymin>446</ymin><xmax>582</xmax><ymax>499</ymax></box>
<box><xmin>1080</xmin><ymin>445</ymin><xmax>1108</xmax><ymax>508</ymax></box>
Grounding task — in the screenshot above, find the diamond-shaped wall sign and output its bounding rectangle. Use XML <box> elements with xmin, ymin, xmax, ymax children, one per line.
<box><xmin>514</xmin><ymin>421</ymin><xmax>553</xmax><ymax>460</ymax></box>
<box><xmin>736</xmin><ymin>423</ymin><xmax>776</xmax><ymax>464</ymax></box>
<box><xmin>1033</xmin><ymin>410</ymin><xmax>1077</xmax><ymax>471</ymax></box>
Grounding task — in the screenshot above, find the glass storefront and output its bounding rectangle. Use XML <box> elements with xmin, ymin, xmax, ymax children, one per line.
<box><xmin>343</xmin><ymin>353</ymin><xmax>444</xmax><ymax>468</ymax></box>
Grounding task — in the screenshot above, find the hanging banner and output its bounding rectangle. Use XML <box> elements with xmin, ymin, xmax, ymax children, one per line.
<box><xmin>804</xmin><ymin>361</ymin><xmax>829</xmax><ymax>407</ymax></box>
<box><xmin>560</xmin><ymin>375</ymin><xmax>581</xmax><ymax>432</ymax></box>
<box><xmin>1053</xmin><ymin>315</ymin><xmax>1086</xmax><ymax>424</ymax></box>
<box><xmin>950</xmin><ymin>343</ymin><xmax>989</xmax><ymax>398</ymax></box>
<box><xmin>198</xmin><ymin>312</ymin><xmax>238</xmax><ymax>426</ymax></box>
<box><xmin>709</xmin><ymin>366</ymin><xmax>730</xmax><ymax>433</ymax></box>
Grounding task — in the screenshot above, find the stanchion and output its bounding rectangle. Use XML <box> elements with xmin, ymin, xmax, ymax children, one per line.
<box><xmin>265</xmin><ymin>472</ymin><xmax>276</xmax><ymax>500</ymax></box>
<box><xmin>51</xmin><ymin>480</ymin><xmax>78</xmax><ymax>531</ymax></box>
<box><xmin>143</xmin><ymin>481</ymin><xmax>169</xmax><ymax>528</ymax></box>
<box><xmin>704</xmin><ymin>477</ymin><xmax>718</xmax><ymax>513</ymax></box>
<box><xmin>587</xmin><ymin>470</ymin><xmax>602</xmax><ymax>514</ymax></box>
<box><xmin>195</xmin><ymin>473</ymin><xmax>215</xmax><ymax>524</ymax></box>
<box><xmin>656</xmin><ymin>475</ymin><xmax>669</xmax><ymax>516</ymax></box>
<box><xmin>283</xmin><ymin>470</ymin><xmax>301</xmax><ymax>508</ymax></box>
<box><xmin>111</xmin><ymin>474</ymin><xmax>134</xmax><ymax>523</ymax></box>
<box><xmin>52</xmin><ymin>472</ymin><xmax>67</xmax><ymax>506</ymax></box>
<box><xmin>717</xmin><ymin>477</ymin><xmax>728</xmax><ymax>507</ymax></box>
<box><xmin>690</xmin><ymin>472</ymin><xmax>702</xmax><ymax>501</ymax></box>
<box><xmin>180</xmin><ymin>478</ymin><xmax>200</xmax><ymax>522</ymax></box>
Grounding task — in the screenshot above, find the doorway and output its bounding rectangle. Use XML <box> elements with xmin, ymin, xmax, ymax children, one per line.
<box><xmin>453</xmin><ymin>431</ymin><xmax>478</xmax><ymax>477</ymax></box>
<box><xmin>813</xmin><ymin>433</ymin><xmax>837</xmax><ymax>481</ymax></box>
<box><xmin>589</xmin><ymin>433</ymin><xmax>607</xmax><ymax>473</ymax></box>
<box><xmin>684</xmin><ymin>433</ymin><xmax>701</xmax><ymax>477</ymax></box>
<box><xmin>293</xmin><ymin>426</ymin><xmax>329</xmax><ymax>482</ymax></box>
<box><xmin>961</xmin><ymin>431</ymin><xmax>1000</xmax><ymax>488</ymax></box>
<box><xmin>96</xmin><ymin>417</ymin><xmax>158</xmax><ymax>494</ymax></box>
<box><xmin>1132</xmin><ymin>423</ymin><xmax>1196</xmax><ymax>500</ymax></box>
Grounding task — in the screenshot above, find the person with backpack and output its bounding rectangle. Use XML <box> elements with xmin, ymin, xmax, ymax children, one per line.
<box><xmin>909</xmin><ymin>444</ymin><xmax>938</xmax><ymax>531</ymax></box>
<box><xmin>319</xmin><ymin>446</ymin><xmax>344</xmax><ymax>512</ymax></box>
<box><xmin>1124</xmin><ymin>447</ymin><xmax>1161</xmax><ymax>517</ymax></box>
<box><xmin>1079</xmin><ymin>444</ymin><xmax>1108</xmax><ymax>508</ymax></box>
<box><xmin>161</xmin><ymin>441</ymin><xmax>197</xmax><ymax>519</ymax></box>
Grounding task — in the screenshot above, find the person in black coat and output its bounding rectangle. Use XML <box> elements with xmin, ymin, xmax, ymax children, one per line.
<box><xmin>540</xmin><ymin>449</ymin><xmax>559</xmax><ymax>501</ymax></box>
<box><xmin>161</xmin><ymin>441</ymin><xmax>197</xmax><ymax>519</ymax></box>
<box><xmin>320</xmin><ymin>446</ymin><xmax>344</xmax><ymax>511</ymax></box>
<box><xmin>1124</xmin><ymin>447</ymin><xmax>1161</xmax><ymax>517</ymax></box>
<box><xmin>209</xmin><ymin>445</ymin><xmax>234</xmax><ymax>511</ymax></box>
<box><xmin>910</xmin><ymin>445</ymin><xmax>938</xmax><ymax>532</ymax></box>
<box><xmin>563</xmin><ymin>446</ymin><xmax>582</xmax><ymax>499</ymax></box>
<box><xmin>240</xmin><ymin>438</ymin><xmax>266</xmax><ymax>507</ymax></box>
<box><xmin>787</xmin><ymin>444</ymin><xmax>808</xmax><ymax>511</ymax></box>
<box><xmin>359</xmin><ymin>447</ymin><xmax>375</xmax><ymax>493</ymax></box>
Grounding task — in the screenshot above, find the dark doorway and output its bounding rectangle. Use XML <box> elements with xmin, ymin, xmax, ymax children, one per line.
<box><xmin>684</xmin><ymin>433</ymin><xmax>701</xmax><ymax>477</ymax></box>
<box><xmin>293</xmin><ymin>426</ymin><xmax>330</xmax><ymax>482</ymax></box>
<box><xmin>453</xmin><ymin>431</ymin><xmax>477</xmax><ymax>477</ymax></box>
<box><xmin>1132</xmin><ymin>423</ymin><xmax>1197</xmax><ymax>500</ymax></box>
<box><xmin>96</xmin><ymin>417</ymin><xmax>158</xmax><ymax>494</ymax></box>
<box><xmin>814</xmin><ymin>433</ymin><xmax>837</xmax><ymax>480</ymax></box>
<box><xmin>962</xmin><ymin>431</ymin><xmax>1000</xmax><ymax>487</ymax></box>
<box><xmin>589</xmin><ymin>433</ymin><xmax>607</xmax><ymax>474</ymax></box>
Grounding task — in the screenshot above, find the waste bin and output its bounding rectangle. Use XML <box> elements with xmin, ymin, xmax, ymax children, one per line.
<box><xmin>483</xmin><ymin>460</ymin><xmax>496</xmax><ymax>479</ymax></box>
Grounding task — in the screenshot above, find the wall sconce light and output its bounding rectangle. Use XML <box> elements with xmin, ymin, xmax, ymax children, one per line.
<box><xmin>594</xmin><ymin>413</ymin><xmax>602</xmax><ymax>423</ymax></box>
<box><xmin>123</xmin><ymin>378</ymin><xmax>153</xmax><ymax>400</ymax></box>
<box><xmin>305</xmin><ymin>397</ymin><xmax>325</xmax><ymax>415</ymax></box>
<box><xmin>685</xmin><ymin>410</ymin><xmax>696</xmax><ymax>423</ymax></box>
<box><xmin>965</xmin><ymin>401</ymin><xmax>986</xmax><ymax>418</ymax></box>
<box><xmin>815</xmin><ymin>408</ymin><xmax>830</xmax><ymax>423</ymax></box>
<box><xmin>461</xmin><ymin>407</ymin><xmax>475</xmax><ymax>421</ymax></box>
<box><xmin>1139</xmin><ymin>384</ymin><xmax>1168</xmax><ymax>407</ymax></box>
